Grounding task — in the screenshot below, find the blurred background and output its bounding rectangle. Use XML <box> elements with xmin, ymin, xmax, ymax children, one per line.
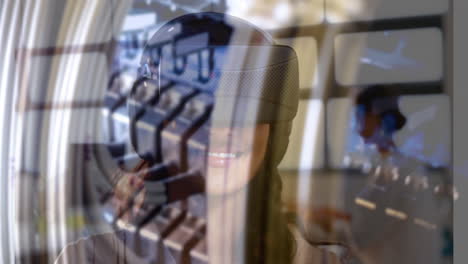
<box><xmin>0</xmin><ymin>0</ymin><xmax>455</xmax><ymax>263</ymax></box>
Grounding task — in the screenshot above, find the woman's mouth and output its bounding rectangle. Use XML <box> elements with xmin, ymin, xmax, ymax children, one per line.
<box><xmin>207</xmin><ymin>151</ymin><xmax>244</xmax><ymax>168</ymax></box>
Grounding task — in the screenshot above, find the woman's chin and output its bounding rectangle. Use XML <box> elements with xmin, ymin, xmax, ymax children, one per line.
<box><xmin>206</xmin><ymin>165</ymin><xmax>252</xmax><ymax>195</ymax></box>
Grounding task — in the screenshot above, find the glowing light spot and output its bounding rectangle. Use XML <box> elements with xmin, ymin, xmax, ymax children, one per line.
<box><xmin>355</xmin><ymin>198</ymin><xmax>376</xmax><ymax>210</ymax></box>
<box><xmin>414</xmin><ymin>218</ymin><xmax>437</xmax><ymax>230</ymax></box>
<box><xmin>385</xmin><ymin>208</ymin><xmax>407</xmax><ymax>220</ymax></box>
<box><xmin>392</xmin><ymin>168</ymin><xmax>399</xmax><ymax>181</ymax></box>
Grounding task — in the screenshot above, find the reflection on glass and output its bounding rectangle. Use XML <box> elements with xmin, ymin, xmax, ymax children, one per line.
<box><xmin>276</xmin><ymin>37</ymin><xmax>319</xmax><ymax>91</ymax></box>
<box><xmin>326</xmin><ymin>0</ymin><xmax>448</xmax><ymax>23</ymax></box>
<box><xmin>341</xmin><ymin>86</ymin><xmax>453</xmax><ymax>264</ymax></box>
<box><xmin>279</xmin><ymin>99</ymin><xmax>324</xmax><ymax>170</ymax></box>
<box><xmin>226</xmin><ymin>0</ymin><xmax>324</xmax><ymax>29</ymax></box>
<box><xmin>335</xmin><ymin>28</ymin><xmax>443</xmax><ymax>86</ymax></box>
<box><xmin>327</xmin><ymin>94</ymin><xmax>450</xmax><ymax>169</ymax></box>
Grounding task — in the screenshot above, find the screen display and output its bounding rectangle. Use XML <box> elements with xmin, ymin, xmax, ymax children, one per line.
<box><xmin>327</xmin><ymin>95</ymin><xmax>450</xmax><ymax>169</ymax></box>
<box><xmin>335</xmin><ymin>28</ymin><xmax>443</xmax><ymax>86</ymax></box>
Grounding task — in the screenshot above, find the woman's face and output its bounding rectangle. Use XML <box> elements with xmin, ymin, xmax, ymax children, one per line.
<box><xmin>206</xmin><ymin>124</ymin><xmax>270</xmax><ymax>195</ymax></box>
<box><xmin>356</xmin><ymin>107</ymin><xmax>382</xmax><ymax>144</ymax></box>
<box><xmin>355</xmin><ymin>101</ymin><xmax>403</xmax><ymax>154</ymax></box>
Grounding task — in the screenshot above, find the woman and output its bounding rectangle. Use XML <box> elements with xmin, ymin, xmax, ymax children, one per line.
<box><xmin>349</xmin><ymin>85</ymin><xmax>452</xmax><ymax>264</ymax></box>
<box><xmin>56</xmin><ymin>12</ymin><xmax>341</xmax><ymax>264</ymax></box>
